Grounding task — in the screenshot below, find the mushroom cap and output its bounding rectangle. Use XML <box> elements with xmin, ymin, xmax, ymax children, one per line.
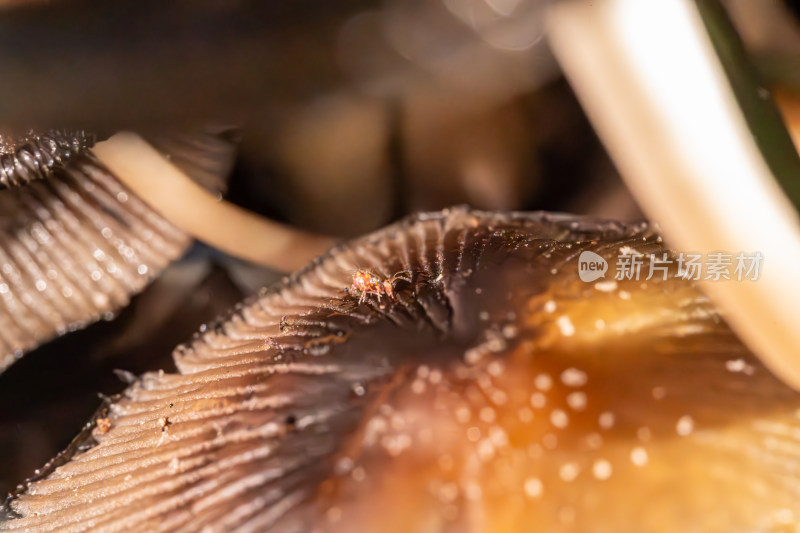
<box><xmin>4</xmin><ymin>207</ymin><xmax>797</xmax><ymax>532</ymax></box>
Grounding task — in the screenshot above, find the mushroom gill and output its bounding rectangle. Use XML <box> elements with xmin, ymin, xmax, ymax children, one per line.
<box><xmin>0</xmin><ymin>130</ymin><xmax>242</xmax><ymax>372</ymax></box>
<box><xmin>3</xmin><ymin>207</ymin><xmax>798</xmax><ymax>532</ymax></box>
<box><xmin>0</xmin><ymin>129</ymin><xmax>234</xmax><ymax>372</ymax></box>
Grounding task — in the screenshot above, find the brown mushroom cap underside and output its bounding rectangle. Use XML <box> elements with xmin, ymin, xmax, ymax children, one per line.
<box><xmin>4</xmin><ymin>207</ymin><xmax>799</xmax><ymax>532</ymax></box>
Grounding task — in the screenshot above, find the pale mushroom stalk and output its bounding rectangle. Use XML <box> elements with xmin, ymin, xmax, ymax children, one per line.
<box><xmin>92</xmin><ymin>132</ymin><xmax>337</xmax><ymax>273</ymax></box>
<box><xmin>548</xmin><ymin>0</ymin><xmax>800</xmax><ymax>390</ymax></box>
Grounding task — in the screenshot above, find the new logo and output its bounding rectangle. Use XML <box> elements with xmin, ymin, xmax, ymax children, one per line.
<box><xmin>578</xmin><ymin>251</ymin><xmax>608</xmax><ymax>282</ymax></box>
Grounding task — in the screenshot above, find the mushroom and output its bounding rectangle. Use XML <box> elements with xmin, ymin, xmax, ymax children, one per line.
<box><xmin>3</xmin><ymin>207</ymin><xmax>798</xmax><ymax>531</ymax></box>
<box><xmin>0</xmin><ymin>129</ymin><xmax>234</xmax><ymax>372</ymax></box>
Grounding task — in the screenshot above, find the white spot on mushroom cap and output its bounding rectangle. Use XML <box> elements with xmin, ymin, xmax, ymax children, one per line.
<box><xmin>479</xmin><ymin>406</ymin><xmax>496</xmax><ymax>423</ymax></box>
<box><xmin>530</xmin><ymin>392</ymin><xmax>547</xmax><ymax>409</ymax></box>
<box><xmin>599</xmin><ymin>411</ymin><xmax>615</xmax><ymax>429</ymax></box>
<box><xmin>550</xmin><ymin>409</ymin><xmax>569</xmax><ymax>429</ymax></box>
<box><xmin>676</xmin><ymin>415</ymin><xmax>695</xmax><ymax>436</ymax></box>
<box><xmin>524</xmin><ymin>477</ymin><xmax>543</xmax><ymax>499</ymax></box>
<box><xmin>518</xmin><ymin>407</ymin><xmax>534</xmax><ymax>423</ymax></box>
<box><xmin>631</xmin><ymin>446</ymin><xmax>649</xmax><ymax>466</ymax></box>
<box><xmin>534</xmin><ymin>373</ymin><xmax>552</xmax><ymax>391</ymax></box>
<box><xmin>585</xmin><ymin>433</ymin><xmax>603</xmax><ymax>450</ymax></box>
<box><xmin>556</xmin><ymin>315</ymin><xmax>575</xmax><ymax>337</ymax></box>
<box><xmin>352</xmin><ymin>467</ymin><xmax>366</xmax><ymax>482</ymax></box>
<box><xmin>774</xmin><ymin>508</ymin><xmax>795</xmax><ymax>525</ymax></box>
<box><xmin>592</xmin><ymin>458</ymin><xmax>613</xmax><ymax>480</ymax></box>
<box><xmin>594</xmin><ymin>280</ymin><xmax>618</xmax><ymax>292</ymax></box>
<box><xmin>562</xmin><ymin>368</ymin><xmax>588</xmax><ymax>387</ymax></box>
<box><xmin>566</xmin><ymin>391</ymin><xmax>587</xmax><ymax>411</ymax></box>
<box><xmin>559</xmin><ymin>462</ymin><xmax>580</xmax><ymax>482</ymax></box>
<box><xmin>542</xmin><ymin>433</ymin><xmax>558</xmax><ymax>450</ymax></box>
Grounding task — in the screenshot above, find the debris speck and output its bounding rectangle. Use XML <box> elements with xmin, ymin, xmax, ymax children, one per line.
<box><xmin>158</xmin><ymin>417</ymin><xmax>171</xmax><ymax>432</ymax></box>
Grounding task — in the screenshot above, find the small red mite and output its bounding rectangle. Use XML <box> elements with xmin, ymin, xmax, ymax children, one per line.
<box><xmin>350</xmin><ymin>270</ymin><xmax>395</xmax><ymax>304</ymax></box>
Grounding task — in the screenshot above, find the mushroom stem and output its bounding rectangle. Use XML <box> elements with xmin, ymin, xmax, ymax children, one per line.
<box><xmin>92</xmin><ymin>131</ymin><xmax>336</xmax><ymax>272</ymax></box>
<box><xmin>548</xmin><ymin>0</ymin><xmax>800</xmax><ymax>390</ymax></box>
